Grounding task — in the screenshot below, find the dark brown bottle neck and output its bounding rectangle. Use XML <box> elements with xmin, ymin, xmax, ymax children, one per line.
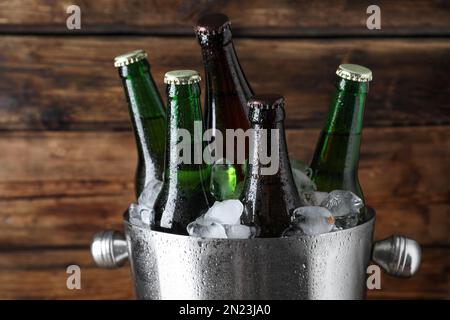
<box><xmin>249</xmin><ymin>120</ymin><xmax>290</xmax><ymax>177</ymax></box>
<box><xmin>200</xmin><ymin>38</ymin><xmax>253</xmax><ymax>101</ymax></box>
<box><xmin>242</xmin><ymin>114</ymin><xmax>301</xmax><ymax>236</ymax></box>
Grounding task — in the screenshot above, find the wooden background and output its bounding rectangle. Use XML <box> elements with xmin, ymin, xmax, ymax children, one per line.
<box><xmin>0</xmin><ymin>0</ymin><xmax>449</xmax><ymax>299</ymax></box>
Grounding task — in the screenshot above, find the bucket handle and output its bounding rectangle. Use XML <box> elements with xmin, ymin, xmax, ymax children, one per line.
<box><xmin>91</xmin><ymin>230</ymin><xmax>128</xmax><ymax>268</ymax></box>
<box><xmin>372</xmin><ymin>235</ymin><xmax>421</xmax><ymax>278</ymax></box>
<box><xmin>90</xmin><ymin>231</ymin><xmax>422</xmax><ymax>278</ymax></box>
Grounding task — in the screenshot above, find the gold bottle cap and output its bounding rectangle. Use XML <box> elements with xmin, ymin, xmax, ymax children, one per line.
<box><xmin>164</xmin><ymin>70</ymin><xmax>201</xmax><ymax>85</ymax></box>
<box><xmin>336</xmin><ymin>64</ymin><xmax>373</xmax><ymax>82</ymax></box>
<box><xmin>114</xmin><ymin>49</ymin><xmax>147</xmax><ymax>68</ymax></box>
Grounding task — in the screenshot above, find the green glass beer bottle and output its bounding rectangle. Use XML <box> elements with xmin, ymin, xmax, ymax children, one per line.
<box><xmin>153</xmin><ymin>70</ymin><xmax>210</xmax><ymax>235</ymax></box>
<box><xmin>241</xmin><ymin>95</ymin><xmax>301</xmax><ymax>237</ymax></box>
<box><xmin>195</xmin><ymin>13</ymin><xmax>254</xmax><ymax>200</ymax></box>
<box><xmin>115</xmin><ymin>49</ymin><xmax>166</xmax><ymax>198</ymax></box>
<box><xmin>310</xmin><ymin>64</ymin><xmax>373</xmax><ymax>202</ymax></box>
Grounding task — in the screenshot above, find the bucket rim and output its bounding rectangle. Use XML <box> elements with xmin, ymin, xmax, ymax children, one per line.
<box><xmin>123</xmin><ymin>207</ymin><xmax>375</xmax><ymax>243</ymax></box>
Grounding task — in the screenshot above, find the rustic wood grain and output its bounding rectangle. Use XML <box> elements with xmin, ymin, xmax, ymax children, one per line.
<box><xmin>0</xmin><ymin>127</ymin><xmax>448</xmax><ymax>247</ymax></box>
<box><xmin>0</xmin><ymin>247</ymin><xmax>447</xmax><ymax>299</ymax></box>
<box><xmin>0</xmin><ymin>194</ymin><xmax>131</xmax><ymax>247</ymax></box>
<box><xmin>0</xmin><ymin>131</ymin><xmax>136</xmax><ymax>198</ymax></box>
<box><xmin>0</xmin><ymin>36</ymin><xmax>449</xmax><ymax>130</ymax></box>
<box><xmin>0</xmin><ymin>0</ymin><xmax>449</xmax><ymax>35</ymax></box>
<box><xmin>0</xmin><ymin>248</ymin><xmax>133</xmax><ymax>299</ymax></box>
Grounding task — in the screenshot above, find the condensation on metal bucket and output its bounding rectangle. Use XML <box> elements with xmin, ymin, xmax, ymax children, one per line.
<box><xmin>91</xmin><ymin>208</ymin><xmax>421</xmax><ymax>300</ymax></box>
<box><xmin>124</xmin><ymin>210</ymin><xmax>374</xmax><ymax>299</ymax></box>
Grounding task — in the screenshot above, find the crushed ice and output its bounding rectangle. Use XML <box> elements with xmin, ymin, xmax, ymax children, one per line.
<box><xmin>187</xmin><ymin>200</ymin><xmax>256</xmax><ymax>239</ymax></box>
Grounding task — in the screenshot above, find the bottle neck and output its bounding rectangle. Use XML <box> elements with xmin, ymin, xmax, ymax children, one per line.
<box><xmin>119</xmin><ymin>60</ymin><xmax>165</xmax><ymax>119</ymax></box>
<box><xmin>200</xmin><ymin>39</ymin><xmax>253</xmax><ymax>107</ymax></box>
<box><xmin>164</xmin><ymin>83</ymin><xmax>205</xmax><ymax>182</ymax></box>
<box><xmin>118</xmin><ymin>59</ymin><xmax>166</xmax><ymax>190</ymax></box>
<box><xmin>310</xmin><ymin>77</ymin><xmax>368</xmax><ymax>197</ymax></box>
<box><xmin>243</xmin><ymin>115</ymin><xmax>301</xmax><ymax>236</ymax></box>
<box><xmin>248</xmin><ymin>116</ymin><xmax>290</xmax><ymax>178</ymax></box>
<box><xmin>323</xmin><ymin>77</ymin><xmax>368</xmax><ymax>135</ymax></box>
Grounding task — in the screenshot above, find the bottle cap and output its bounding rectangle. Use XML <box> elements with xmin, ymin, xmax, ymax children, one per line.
<box><xmin>114</xmin><ymin>49</ymin><xmax>147</xmax><ymax>68</ymax></box>
<box><xmin>195</xmin><ymin>13</ymin><xmax>231</xmax><ymax>36</ymax></box>
<box><xmin>336</xmin><ymin>64</ymin><xmax>373</xmax><ymax>82</ymax></box>
<box><xmin>164</xmin><ymin>70</ymin><xmax>201</xmax><ymax>85</ymax></box>
<box><xmin>247</xmin><ymin>94</ymin><xmax>285</xmax><ymax>109</ymax></box>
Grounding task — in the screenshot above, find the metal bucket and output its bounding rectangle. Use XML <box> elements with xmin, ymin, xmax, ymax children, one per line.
<box><xmin>91</xmin><ymin>208</ymin><xmax>421</xmax><ymax>300</ymax></box>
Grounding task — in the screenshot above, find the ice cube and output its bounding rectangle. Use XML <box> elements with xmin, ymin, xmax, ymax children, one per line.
<box><xmin>187</xmin><ymin>221</ymin><xmax>227</xmax><ymax>239</ymax></box>
<box><xmin>291</xmin><ymin>159</ymin><xmax>316</xmax><ymax>194</ymax></box>
<box><xmin>301</xmin><ymin>191</ymin><xmax>329</xmax><ymax>206</ymax></box>
<box><xmin>334</xmin><ymin>215</ymin><xmax>358</xmax><ymax>229</ymax></box>
<box><xmin>320</xmin><ymin>190</ymin><xmax>364</xmax><ymax>229</ymax></box>
<box><xmin>312</xmin><ymin>192</ymin><xmax>329</xmax><ymax>206</ymax></box>
<box><xmin>139</xmin><ymin>205</ymin><xmax>154</xmax><ymax>226</ymax></box>
<box><xmin>320</xmin><ymin>190</ymin><xmax>363</xmax><ymax>216</ymax></box>
<box><xmin>138</xmin><ymin>179</ymin><xmax>163</xmax><ymax>208</ymax></box>
<box><xmin>129</xmin><ymin>203</ymin><xmax>140</xmax><ymax>224</ymax></box>
<box><xmin>204</xmin><ymin>200</ymin><xmax>243</xmax><ymax>225</ymax></box>
<box><xmin>288</xmin><ymin>206</ymin><xmax>335</xmax><ymax>236</ymax></box>
<box><xmin>129</xmin><ymin>202</ymin><xmax>154</xmax><ymax>227</ymax></box>
<box><xmin>224</xmin><ymin>224</ymin><xmax>257</xmax><ymax>239</ymax></box>
<box><xmin>186</xmin><ymin>199</ymin><xmax>253</xmax><ymax>239</ymax></box>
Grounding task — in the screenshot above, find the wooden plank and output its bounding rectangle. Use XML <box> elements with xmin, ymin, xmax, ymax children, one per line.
<box><xmin>0</xmin><ymin>0</ymin><xmax>449</xmax><ymax>35</ymax></box>
<box><xmin>0</xmin><ymin>195</ymin><xmax>132</xmax><ymax>247</ymax></box>
<box><xmin>0</xmin><ymin>36</ymin><xmax>449</xmax><ymax>130</ymax></box>
<box><xmin>0</xmin><ymin>131</ymin><xmax>136</xmax><ymax>198</ymax></box>
<box><xmin>0</xmin><ymin>248</ymin><xmax>133</xmax><ymax>299</ymax></box>
<box><xmin>0</xmin><ymin>247</ymin><xmax>447</xmax><ymax>299</ymax></box>
<box><xmin>0</xmin><ymin>127</ymin><xmax>448</xmax><ymax>246</ymax></box>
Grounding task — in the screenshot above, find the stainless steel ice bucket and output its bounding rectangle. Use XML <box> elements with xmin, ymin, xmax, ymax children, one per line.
<box><xmin>91</xmin><ymin>208</ymin><xmax>421</xmax><ymax>300</ymax></box>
